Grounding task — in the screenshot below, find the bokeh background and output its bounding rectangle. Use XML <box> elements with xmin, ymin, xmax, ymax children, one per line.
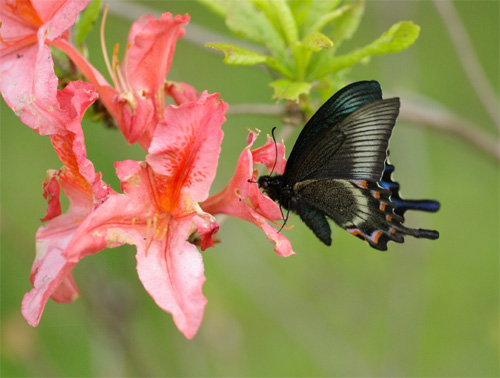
<box><xmin>1</xmin><ymin>1</ymin><xmax>498</xmax><ymax>376</ymax></box>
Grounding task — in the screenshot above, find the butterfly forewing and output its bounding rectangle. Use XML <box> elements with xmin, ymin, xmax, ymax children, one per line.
<box><xmin>285</xmin><ymin>98</ymin><xmax>400</xmax><ymax>184</ymax></box>
<box><xmin>285</xmin><ymin>81</ymin><xmax>384</xmax><ymax>172</ymax></box>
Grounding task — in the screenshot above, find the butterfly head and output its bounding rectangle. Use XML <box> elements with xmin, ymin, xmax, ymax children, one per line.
<box><xmin>258</xmin><ymin>174</ymin><xmax>284</xmax><ymax>202</ymax></box>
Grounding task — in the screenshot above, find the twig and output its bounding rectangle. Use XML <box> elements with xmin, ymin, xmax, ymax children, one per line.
<box><xmin>433</xmin><ymin>0</ymin><xmax>500</xmax><ymax>128</ymax></box>
<box><xmin>226</xmin><ymin>101</ymin><xmax>500</xmax><ymax>163</ymax></box>
<box><xmin>400</xmin><ymin>100</ymin><xmax>499</xmax><ymax>162</ymax></box>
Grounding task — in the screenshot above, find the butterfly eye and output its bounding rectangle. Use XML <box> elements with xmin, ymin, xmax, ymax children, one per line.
<box><xmin>258</xmin><ymin>177</ymin><xmax>269</xmax><ymax>190</ymax></box>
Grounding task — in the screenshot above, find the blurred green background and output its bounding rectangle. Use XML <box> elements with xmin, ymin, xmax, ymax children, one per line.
<box><xmin>1</xmin><ymin>1</ymin><xmax>498</xmax><ymax>377</ymax></box>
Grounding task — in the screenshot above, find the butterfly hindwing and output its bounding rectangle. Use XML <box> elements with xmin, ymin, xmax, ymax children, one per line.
<box><xmin>293</xmin><ymin>178</ymin><xmax>438</xmax><ymax>250</ymax></box>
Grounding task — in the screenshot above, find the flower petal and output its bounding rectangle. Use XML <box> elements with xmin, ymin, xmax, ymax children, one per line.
<box><xmin>147</xmin><ymin>92</ymin><xmax>228</xmax><ymax>203</ymax></box>
<box><xmin>22</xmin><ymin>171</ymin><xmax>94</xmax><ymax>326</ymax></box>
<box><xmin>136</xmin><ymin>216</ymin><xmax>207</xmax><ymax>339</ymax></box>
<box><xmin>35</xmin><ymin>0</ymin><xmax>90</xmax><ymax>41</ymax></box>
<box><xmin>0</xmin><ymin>0</ymin><xmax>91</xmax><ymax>134</ymax></box>
<box><xmin>166</xmin><ymin>81</ymin><xmax>200</xmax><ymax>105</ymax></box>
<box><xmin>202</xmin><ymin>131</ymin><xmax>295</xmax><ymax>256</ymax></box>
<box><xmin>126</xmin><ymin>13</ymin><xmax>189</xmax><ymax>94</ymax></box>
<box><xmin>252</xmin><ymin>135</ymin><xmax>286</xmax><ymax>175</ymax></box>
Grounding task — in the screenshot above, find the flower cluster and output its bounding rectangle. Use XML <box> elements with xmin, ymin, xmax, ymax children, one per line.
<box><xmin>0</xmin><ymin>0</ymin><xmax>294</xmax><ymax>339</ymax></box>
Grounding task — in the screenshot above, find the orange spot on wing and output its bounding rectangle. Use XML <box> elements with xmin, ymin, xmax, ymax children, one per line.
<box><xmin>347</xmin><ymin>228</ymin><xmax>367</xmax><ymax>241</ymax></box>
<box><xmin>371</xmin><ymin>230</ymin><xmax>383</xmax><ymax>244</ymax></box>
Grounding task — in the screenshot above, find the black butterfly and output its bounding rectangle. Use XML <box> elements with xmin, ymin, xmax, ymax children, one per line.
<box><xmin>258</xmin><ymin>81</ymin><xmax>440</xmax><ymax>250</ymax></box>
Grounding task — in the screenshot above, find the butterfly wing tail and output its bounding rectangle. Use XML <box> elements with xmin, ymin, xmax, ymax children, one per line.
<box><xmin>380</xmin><ymin>162</ymin><xmax>441</xmax><ymax>217</ymax></box>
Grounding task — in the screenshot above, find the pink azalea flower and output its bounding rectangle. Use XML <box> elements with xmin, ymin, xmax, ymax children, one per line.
<box><xmin>0</xmin><ymin>0</ymin><xmax>90</xmax><ymax>134</ymax></box>
<box><xmin>23</xmin><ymin>92</ymin><xmax>228</xmax><ymax>339</ymax></box>
<box><xmin>54</xmin><ymin>11</ymin><xmax>191</xmax><ymax>149</ymax></box>
<box><xmin>22</xmin><ymin>80</ymin><xmax>112</xmax><ymax>324</ymax></box>
<box><xmin>202</xmin><ymin>131</ymin><xmax>295</xmax><ymax>257</ymax></box>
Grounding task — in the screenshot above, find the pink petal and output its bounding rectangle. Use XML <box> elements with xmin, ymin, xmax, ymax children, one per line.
<box><xmin>202</xmin><ymin>131</ymin><xmax>295</xmax><ymax>256</ymax></box>
<box><xmin>50</xmin><ymin>81</ymin><xmax>99</xmax><ymax>184</ymax></box>
<box><xmin>22</xmin><ymin>172</ymin><xmax>94</xmax><ymax>326</ymax></box>
<box><xmin>147</xmin><ymin>92</ymin><xmax>228</xmax><ymax>203</ymax></box>
<box><xmin>166</xmin><ymin>81</ymin><xmax>200</xmax><ymax>105</ymax></box>
<box><xmin>41</xmin><ymin>170</ymin><xmax>62</xmax><ymax>222</ymax></box>
<box><xmin>192</xmin><ymin>209</ymin><xmax>219</xmax><ymax>251</ymax></box>
<box><xmin>136</xmin><ymin>217</ymin><xmax>207</xmax><ymax>339</ymax></box>
<box><xmin>126</xmin><ymin>13</ymin><xmax>189</xmax><ymax>93</ymax></box>
<box><xmin>49</xmin><ymin>273</ymin><xmax>80</xmax><ymax>303</ymax></box>
<box><xmin>35</xmin><ymin>0</ymin><xmax>90</xmax><ymax>41</ymax></box>
<box><xmin>22</xmin><ymin>253</ymin><xmax>78</xmax><ymax>326</ymax></box>
<box><xmin>252</xmin><ymin>135</ymin><xmax>287</xmax><ymax>175</ymax></box>
<box><xmin>0</xmin><ymin>43</ymin><xmax>59</xmax><ymax>134</ymax></box>
<box><xmin>0</xmin><ymin>0</ymin><xmax>91</xmax><ymax>134</ymax></box>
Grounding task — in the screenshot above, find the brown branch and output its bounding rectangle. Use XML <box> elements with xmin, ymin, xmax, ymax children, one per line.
<box><xmin>226</xmin><ymin>101</ymin><xmax>500</xmax><ymax>162</ymax></box>
<box><xmin>400</xmin><ymin>100</ymin><xmax>499</xmax><ymax>162</ymax></box>
<box><xmin>433</xmin><ymin>0</ymin><xmax>500</xmax><ymax>128</ymax></box>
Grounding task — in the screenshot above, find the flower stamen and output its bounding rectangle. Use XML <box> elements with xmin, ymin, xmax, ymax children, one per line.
<box><xmin>100</xmin><ymin>5</ymin><xmax>118</xmax><ymax>89</ymax></box>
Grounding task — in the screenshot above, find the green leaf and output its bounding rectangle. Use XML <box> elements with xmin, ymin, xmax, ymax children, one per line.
<box><xmin>224</xmin><ymin>0</ymin><xmax>288</xmax><ymax>64</ymax></box>
<box><xmin>205</xmin><ymin>43</ymin><xmax>270</xmax><ymax>65</ymax></box>
<box><xmin>225</xmin><ymin>2</ymin><xmax>283</xmax><ymax>46</ymax></box>
<box><xmin>196</xmin><ymin>0</ymin><xmax>227</xmax><ymax>18</ymax></box>
<box><xmin>327</xmin><ymin>0</ymin><xmax>365</xmax><ymax>45</ymax></box>
<box><xmin>365</xmin><ymin>20</ymin><xmax>421</xmax><ymax>55</ymax></box>
<box><xmin>206</xmin><ymin>42</ymin><xmax>293</xmax><ymax>77</ymax></box>
<box><xmin>75</xmin><ymin>0</ymin><xmax>102</xmax><ymax>46</ymax></box>
<box><xmin>302</xmin><ymin>32</ymin><xmax>334</xmax><ymax>52</ymax></box>
<box><xmin>312</xmin><ymin>21</ymin><xmax>420</xmax><ymax>79</ymax></box>
<box><xmin>269</xmin><ymin>0</ymin><xmax>299</xmax><ymax>45</ymax></box>
<box><xmin>269</xmin><ymin>79</ymin><xmax>311</xmax><ymax>102</ymax></box>
<box><xmin>290</xmin><ymin>0</ymin><xmax>342</xmax><ymax>37</ymax></box>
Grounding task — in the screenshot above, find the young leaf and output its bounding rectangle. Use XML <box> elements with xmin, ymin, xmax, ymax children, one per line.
<box><xmin>290</xmin><ymin>0</ymin><xmax>342</xmax><ymax>37</ymax></box>
<box><xmin>205</xmin><ymin>43</ymin><xmax>270</xmax><ymax>65</ymax></box>
<box><xmin>197</xmin><ymin>0</ymin><xmax>227</xmax><ymax>18</ymax></box>
<box><xmin>269</xmin><ymin>0</ymin><xmax>299</xmax><ymax>45</ymax></box>
<box><xmin>75</xmin><ymin>0</ymin><xmax>102</xmax><ymax>46</ymax></box>
<box><xmin>365</xmin><ymin>20</ymin><xmax>420</xmax><ymax>55</ymax></box>
<box><xmin>269</xmin><ymin>79</ymin><xmax>311</xmax><ymax>102</ymax></box>
<box><xmin>224</xmin><ymin>0</ymin><xmax>289</xmax><ymax>66</ymax></box>
<box><xmin>302</xmin><ymin>32</ymin><xmax>334</xmax><ymax>52</ymax></box>
<box><xmin>311</xmin><ymin>21</ymin><xmax>420</xmax><ymax>79</ymax></box>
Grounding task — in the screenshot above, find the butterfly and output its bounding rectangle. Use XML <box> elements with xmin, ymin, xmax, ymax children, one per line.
<box><xmin>258</xmin><ymin>80</ymin><xmax>440</xmax><ymax>250</ymax></box>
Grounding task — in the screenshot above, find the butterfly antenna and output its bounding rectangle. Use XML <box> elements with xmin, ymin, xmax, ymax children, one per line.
<box><xmin>270</xmin><ymin>127</ymin><xmax>278</xmax><ymax>175</ymax></box>
<box><xmin>277</xmin><ymin>205</ymin><xmax>290</xmax><ymax>234</ymax></box>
